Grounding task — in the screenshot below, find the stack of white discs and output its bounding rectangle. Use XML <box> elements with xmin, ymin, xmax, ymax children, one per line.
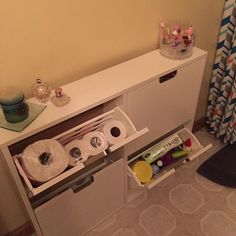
<box><xmin>100</xmin><ymin>120</ymin><xmax>127</xmax><ymax>145</ymax></box>
<box><xmin>81</xmin><ymin>120</ymin><xmax>127</xmax><ymax>157</ymax></box>
<box><xmin>83</xmin><ymin>131</ymin><xmax>108</xmax><ymax>156</ymax></box>
<box><xmin>21</xmin><ymin>139</ymin><xmax>69</xmax><ymax>183</ymax></box>
<box><xmin>64</xmin><ymin>139</ymin><xmax>89</xmax><ymax>167</ymax></box>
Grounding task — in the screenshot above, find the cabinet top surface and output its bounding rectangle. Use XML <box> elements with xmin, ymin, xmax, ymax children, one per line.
<box><xmin>0</xmin><ymin>47</ymin><xmax>207</xmax><ymax>147</ymax></box>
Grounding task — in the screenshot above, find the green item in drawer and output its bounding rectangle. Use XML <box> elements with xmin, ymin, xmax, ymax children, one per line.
<box><xmin>143</xmin><ymin>148</ymin><xmax>165</xmax><ymax>163</ymax></box>
<box><xmin>143</xmin><ymin>133</ymin><xmax>183</xmax><ymax>164</ymax></box>
<box><xmin>172</xmin><ymin>150</ymin><xmax>190</xmax><ymax>158</ymax></box>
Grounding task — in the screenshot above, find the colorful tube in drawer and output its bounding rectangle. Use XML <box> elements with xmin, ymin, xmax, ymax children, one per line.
<box><xmin>142</xmin><ymin>134</ymin><xmax>183</xmax><ymax>163</ymax></box>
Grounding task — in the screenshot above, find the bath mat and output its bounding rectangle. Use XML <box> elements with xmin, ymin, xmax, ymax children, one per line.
<box><xmin>197</xmin><ymin>144</ymin><xmax>236</xmax><ymax>188</ymax></box>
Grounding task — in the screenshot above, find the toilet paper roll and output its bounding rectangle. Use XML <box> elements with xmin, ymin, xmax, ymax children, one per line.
<box><xmin>21</xmin><ymin>139</ymin><xmax>69</xmax><ymax>183</ymax></box>
<box><xmin>64</xmin><ymin>139</ymin><xmax>89</xmax><ymax>166</ymax></box>
<box><xmin>83</xmin><ymin>131</ymin><xmax>108</xmax><ymax>156</ymax></box>
<box><xmin>101</xmin><ymin>120</ymin><xmax>127</xmax><ymax>145</ymax></box>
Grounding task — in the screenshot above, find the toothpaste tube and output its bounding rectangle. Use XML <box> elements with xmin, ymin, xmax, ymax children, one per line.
<box><xmin>143</xmin><ymin>133</ymin><xmax>183</xmax><ymax>164</ymax></box>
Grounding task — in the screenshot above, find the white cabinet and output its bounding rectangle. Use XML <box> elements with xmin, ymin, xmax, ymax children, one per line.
<box><xmin>0</xmin><ymin>47</ymin><xmax>208</xmax><ymax>236</ymax></box>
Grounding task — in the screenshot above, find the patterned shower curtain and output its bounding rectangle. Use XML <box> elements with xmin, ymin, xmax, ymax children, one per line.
<box><xmin>207</xmin><ymin>0</ymin><xmax>236</xmax><ymax>144</ymax></box>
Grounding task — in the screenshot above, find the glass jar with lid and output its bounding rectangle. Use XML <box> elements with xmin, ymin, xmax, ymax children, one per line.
<box><xmin>0</xmin><ymin>87</ymin><xmax>29</xmax><ymax>123</ymax></box>
<box><xmin>32</xmin><ymin>79</ymin><xmax>51</xmax><ymax>103</ymax></box>
<box><xmin>159</xmin><ymin>22</ymin><xmax>195</xmax><ymax>59</ymax></box>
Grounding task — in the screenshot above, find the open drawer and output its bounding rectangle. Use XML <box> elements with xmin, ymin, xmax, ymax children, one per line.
<box><xmin>127</xmin><ymin>128</ymin><xmax>212</xmax><ymax>190</ymax></box>
<box><xmin>13</xmin><ymin>107</ymin><xmax>148</xmax><ymax>197</ymax></box>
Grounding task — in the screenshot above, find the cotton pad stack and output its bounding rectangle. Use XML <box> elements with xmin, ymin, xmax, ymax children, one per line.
<box><xmin>64</xmin><ymin>139</ymin><xmax>89</xmax><ymax>167</ymax></box>
<box><xmin>21</xmin><ymin>139</ymin><xmax>69</xmax><ymax>183</ymax></box>
<box><xmin>62</xmin><ymin>119</ymin><xmax>128</xmax><ymax>166</ymax></box>
<box><xmin>101</xmin><ymin>120</ymin><xmax>127</xmax><ymax>145</ymax></box>
<box><xmin>83</xmin><ymin>131</ymin><xmax>108</xmax><ymax>156</ymax></box>
<box><xmin>81</xmin><ymin>120</ymin><xmax>127</xmax><ymax>155</ymax></box>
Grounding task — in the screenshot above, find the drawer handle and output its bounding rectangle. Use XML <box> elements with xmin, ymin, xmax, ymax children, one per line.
<box><xmin>71</xmin><ymin>176</ymin><xmax>94</xmax><ymax>193</ymax></box>
<box><xmin>159</xmin><ymin>70</ymin><xmax>177</xmax><ymax>83</ymax></box>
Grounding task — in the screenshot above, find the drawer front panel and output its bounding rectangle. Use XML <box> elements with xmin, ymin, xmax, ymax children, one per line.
<box><xmin>35</xmin><ymin>159</ymin><xmax>125</xmax><ymax>236</ymax></box>
<box><xmin>125</xmin><ymin>59</ymin><xmax>206</xmax><ymax>155</ymax></box>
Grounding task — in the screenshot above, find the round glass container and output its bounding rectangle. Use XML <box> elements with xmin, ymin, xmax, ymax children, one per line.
<box><xmin>159</xmin><ymin>22</ymin><xmax>195</xmax><ymax>59</ymax></box>
<box><xmin>32</xmin><ymin>79</ymin><xmax>51</xmax><ymax>103</ymax></box>
<box><xmin>0</xmin><ymin>87</ymin><xmax>29</xmax><ymax>123</ymax></box>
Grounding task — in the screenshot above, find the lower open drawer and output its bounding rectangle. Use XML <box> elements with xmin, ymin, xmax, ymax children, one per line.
<box><xmin>127</xmin><ymin>128</ymin><xmax>212</xmax><ymax>190</ymax></box>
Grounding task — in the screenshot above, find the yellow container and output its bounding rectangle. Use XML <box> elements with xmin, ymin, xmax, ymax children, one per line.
<box><xmin>132</xmin><ymin>161</ymin><xmax>153</xmax><ymax>183</ymax></box>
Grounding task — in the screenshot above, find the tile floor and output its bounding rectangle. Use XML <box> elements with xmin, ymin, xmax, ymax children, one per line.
<box><xmin>83</xmin><ymin>128</ymin><xmax>234</xmax><ymax>236</ymax></box>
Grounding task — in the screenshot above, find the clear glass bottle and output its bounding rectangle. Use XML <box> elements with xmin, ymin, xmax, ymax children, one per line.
<box><xmin>32</xmin><ymin>79</ymin><xmax>51</xmax><ymax>103</ymax></box>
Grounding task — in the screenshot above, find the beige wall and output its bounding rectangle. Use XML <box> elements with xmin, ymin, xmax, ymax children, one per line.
<box><xmin>0</xmin><ymin>0</ymin><xmax>224</xmax><ymax>234</ymax></box>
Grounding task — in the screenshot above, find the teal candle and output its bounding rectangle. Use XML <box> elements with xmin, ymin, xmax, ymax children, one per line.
<box><xmin>0</xmin><ymin>87</ymin><xmax>29</xmax><ymax>123</ymax></box>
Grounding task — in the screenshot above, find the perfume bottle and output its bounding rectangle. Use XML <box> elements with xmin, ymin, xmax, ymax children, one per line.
<box><xmin>32</xmin><ymin>79</ymin><xmax>51</xmax><ymax>103</ymax></box>
<box><xmin>51</xmin><ymin>87</ymin><xmax>70</xmax><ymax>107</ymax></box>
